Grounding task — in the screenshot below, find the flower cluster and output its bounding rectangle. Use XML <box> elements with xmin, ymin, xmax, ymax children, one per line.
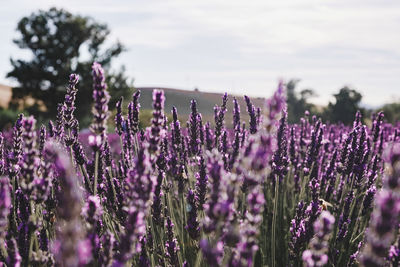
<box><xmin>0</xmin><ymin>64</ymin><xmax>399</xmax><ymax>267</ymax></box>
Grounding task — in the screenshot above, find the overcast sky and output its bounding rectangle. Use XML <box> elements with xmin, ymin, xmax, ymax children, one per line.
<box><xmin>1</xmin><ymin>0</ymin><xmax>399</xmax><ymax>106</ymax></box>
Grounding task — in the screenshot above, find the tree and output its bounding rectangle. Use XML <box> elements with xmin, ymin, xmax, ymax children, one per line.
<box><xmin>7</xmin><ymin>7</ymin><xmax>133</xmax><ymax>124</ymax></box>
<box><xmin>381</xmin><ymin>102</ymin><xmax>400</xmax><ymax>123</ymax></box>
<box><xmin>286</xmin><ymin>79</ymin><xmax>316</xmax><ymax>123</ymax></box>
<box><xmin>324</xmin><ymin>87</ymin><xmax>363</xmax><ymax>125</ymax></box>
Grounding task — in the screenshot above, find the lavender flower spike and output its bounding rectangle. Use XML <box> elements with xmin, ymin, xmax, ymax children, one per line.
<box><xmin>186</xmin><ymin>189</ymin><xmax>200</xmax><ymax>239</ymax></box>
<box><xmin>302</xmin><ymin>211</ymin><xmax>335</xmax><ymax>267</ymax></box>
<box><xmin>91</xmin><ymin>62</ymin><xmax>110</xmax><ymax>140</ymax></box>
<box><xmin>128</xmin><ymin>90</ymin><xmax>141</xmax><ymax>134</ymax></box>
<box><xmin>115</xmin><ymin>96</ymin><xmax>124</xmax><ymax>136</ymax></box>
<box><xmin>0</xmin><ymin>177</ymin><xmax>10</xmax><ymax>240</ymax></box>
<box><xmin>0</xmin><ymin>133</ymin><xmax>4</xmax><ymax>175</ymax></box>
<box><xmin>149</xmin><ymin>89</ymin><xmax>165</xmax><ymax>154</ymax></box>
<box><xmin>360</xmin><ymin>143</ymin><xmax>400</xmax><ymax>267</ymax></box>
<box><xmin>244</xmin><ymin>95</ymin><xmax>257</xmax><ymax>134</ymax></box>
<box><xmin>45</xmin><ymin>142</ymin><xmax>86</xmax><ymax>267</ymax></box>
<box><xmin>20</xmin><ymin>116</ymin><xmax>39</xmax><ymax>195</ymax></box>
<box><xmin>63</xmin><ymin>73</ymin><xmax>79</xmax><ymax>130</ymax></box>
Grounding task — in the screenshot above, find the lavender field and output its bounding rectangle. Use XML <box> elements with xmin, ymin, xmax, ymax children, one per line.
<box><xmin>0</xmin><ymin>62</ymin><xmax>399</xmax><ymax>267</ymax></box>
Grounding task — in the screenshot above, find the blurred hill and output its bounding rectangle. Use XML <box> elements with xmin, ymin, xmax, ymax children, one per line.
<box><xmin>0</xmin><ymin>84</ymin><xmax>12</xmax><ymax>108</ymax></box>
<box><xmin>136</xmin><ymin>87</ymin><xmax>265</xmax><ymax>127</ymax></box>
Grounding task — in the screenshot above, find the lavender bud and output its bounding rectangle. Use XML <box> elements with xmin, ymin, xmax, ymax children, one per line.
<box><xmin>115</xmin><ymin>96</ymin><xmax>124</xmax><ymax>136</ymax></box>
<box><xmin>244</xmin><ymin>95</ymin><xmax>257</xmax><ymax>134</ymax></box>
<box><xmin>129</xmin><ymin>90</ymin><xmax>141</xmax><ymax>134</ymax></box>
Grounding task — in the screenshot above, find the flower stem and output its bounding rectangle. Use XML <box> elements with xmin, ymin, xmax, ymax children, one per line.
<box><xmin>93</xmin><ymin>151</ymin><xmax>99</xmax><ymax>195</ymax></box>
<box><xmin>271</xmin><ymin>180</ymin><xmax>279</xmax><ymax>267</ymax></box>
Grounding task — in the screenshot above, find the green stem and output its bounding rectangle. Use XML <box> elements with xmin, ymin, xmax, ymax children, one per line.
<box><xmin>27</xmin><ymin>201</ymin><xmax>35</xmax><ymax>265</ymax></box>
<box><xmin>107</xmin><ymin>168</ymin><xmax>117</xmax><ymax>205</ymax></box>
<box><xmin>119</xmin><ymin>136</ymin><xmax>125</xmax><ymax>162</ymax></box>
<box><xmin>80</xmin><ymin>165</ymin><xmax>93</xmax><ymax>194</ymax></box>
<box><xmin>271</xmin><ymin>180</ymin><xmax>279</xmax><ymax>267</ymax></box>
<box><xmin>180</xmin><ymin>194</ymin><xmax>187</xmax><ymax>260</ymax></box>
<box><xmin>93</xmin><ymin>151</ymin><xmax>99</xmax><ymax>195</ymax></box>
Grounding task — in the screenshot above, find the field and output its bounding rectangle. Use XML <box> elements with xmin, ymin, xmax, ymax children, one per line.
<box><xmin>0</xmin><ymin>62</ymin><xmax>399</xmax><ymax>267</ymax></box>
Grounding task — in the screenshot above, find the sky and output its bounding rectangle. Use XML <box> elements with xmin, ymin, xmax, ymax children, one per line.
<box><xmin>0</xmin><ymin>0</ymin><xmax>399</xmax><ymax>107</ymax></box>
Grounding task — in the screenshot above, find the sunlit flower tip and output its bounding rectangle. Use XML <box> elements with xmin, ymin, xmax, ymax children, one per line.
<box><xmin>88</xmin><ymin>135</ymin><xmax>102</xmax><ymax>150</ymax></box>
<box><xmin>69</xmin><ymin>73</ymin><xmax>79</xmax><ymax>85</ymax></box>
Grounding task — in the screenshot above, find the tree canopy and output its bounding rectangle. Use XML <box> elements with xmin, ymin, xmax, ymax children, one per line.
<box><xmin>381</xmin><ymin>102</ymin><xmax>400</xmax><ymax>124</ymax></box>
<box><xmin>7</xmin><ymin>7</ymin><xmax>133</xmax><ymax>124</ymax></box>
<box><xmin>323</xmin><ymin>86</ymin><xmax>363</xmax><ymax>125</ymax></box>
<box><xmin>286</xmin><ymin>79</ymin><xmax>316</xmax><ymax>123</ymax></box>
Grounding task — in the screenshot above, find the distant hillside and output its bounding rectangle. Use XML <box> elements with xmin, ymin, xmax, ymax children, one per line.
<box><xmin>0</xmin><ymin>83</ymin><xmax>266</xmax><ymax>128</ymax></box>
<box><xmin>0</xmin><ymin>84</ymin><xmax>12</xmax><ymax>108</ymax></box>
<box><xmin>135</xmin><ymin>87</ymin><xmax>265</xmax><ymax>127</ymax></box>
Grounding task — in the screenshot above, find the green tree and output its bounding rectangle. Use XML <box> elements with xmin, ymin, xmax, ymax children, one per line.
<box><xmin>7</xmin><ymin>7</ymin><xmax>133</xmax><ymax>125</ymax></box>
<box><xmin>324</xmin><ymin>87</ymin><xmax>363</xmax><ymax>125</ymax></box>
<box><xmin>286</xmin><ymin>79</ymin><xmax>316</xmax><ymax>123</ymax></box>
<box><xmin>381</xmin><ymin>102</ymin><xmax>400</xmax><ymax>123</ymax></box>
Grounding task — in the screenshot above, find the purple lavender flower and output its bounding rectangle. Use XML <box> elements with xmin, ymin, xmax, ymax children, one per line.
<box><xmin>229</xmin><ymin>126</ymin><xmax>241</xmax><ymax>170</ymax></box>
<box><xmin>230</xmin><ymin>186</ymin><xmax>265</xmax><ymax>266</ymax></box>
<box><xmin>129</xmin><ymin>90</ymin><xmax>141</xmax><ymax>134</ymax></box>
<box><xmin>188</xmin><ymin>100</ymin><xmax>201</xmax><ymax>156</ymax></box>
<box><xmin>244</xmin><ymin>95</ymin><xmax>257</xmax><ymax>134</ymax></box>
<box><xmin>8</xmin><ymin>114</ymin><xmax>24</xmax><ymax>177</ymax></box>
<box><xmin>271</xmin><ymin>110</ymin><xmax>288</xmax><ymax>183</ymax></box>
<box><xmin>0</xmin><ymin>133</ymin><xmax>4</xmax><ymax>175</ymax></box>
<box><xmin>138</xmin><ymin>236</ymin><xmax>150</xmax><ymax>267</ymax></box>
<box><xmin>6</xmin><ymin>235</ymin><xmax>22</xmax><ymax>267</ymax></box>
<box><xmin>323</xmin><ymin>150</ymin><xmax>338</xmax><ymax>201</ymax></box>
<box><xmin>63</xmin><ymin>73</ymin><xmax>79</xmax><ymax>130</ymax></box>
<box><xmin>0</xmin><ymin>177</ymin><xmax>10</xmax><ymax>240</ymax></box>
<box><xmin>91</xmin><ymin>62</ymin><xmax>110</xmax><ymax>141</ymax></box>
<box><xmin>165</xmin><ymin>216</ymin><xmax>180</xmax><ymax>265</ymax></box>
<box><xmin>20</xmin><ymin>116</ymin><xmax>39</xmax><ymax>195</ymax></box>
<box><xmin>48</xmin><ymin>120</ymin><xmax>55</xmax><ymax>138</ymax></box>
<box><xmin>302</xmin><ymin>211</ymin><xmax>335</xmax><ymax>267</ymax></box>
<box><xmin>195</xmin><ymin>155</ymin><xmax>208</xmax><ymax>209</ymax></box>
<box><xmin>362</xmin><ymin>185</ymin><xmax>376</xmax><ymax>216</ymax></box>
<box><xmin>200</xmin><ymin>239</ymin><xmax>224</xmax><ymax>266</ymax></box>
<box><xmin>38</xmin><ymin>124</ymin><xmax>46</xmax><ymax>158</ymax></box>
<box><xmin>233</xmin><ymin>97</ymin><xmax>241</xmax><ymax>131</ymax></box>
<box><xmin>72</xmin><ymin>140</ymin><xmax>87</xmax><ymax>166</ymax></box>
<box><xmin>186</xmin><ymin>189</ymin><xmax>200</xmax><ymax>239</ymax></box>
<box><xmin>360</xmin><ymin>143</ymin><xmax>400</xmax><ymax>266</ymax></box>
<box><xmin>214</xmin><ymin>93</ymin><xmax>228</xmax><ymax>146</ymax></box>
<box><xmin>115</xmin><ymin>96</ymin><xmax>124</xmax><ymax>136</ymax></box>
<box><xmin>113</xmin><ymin>206</ymin><xmax>146</xmax><ymax>265</ymax></box>
<box><xmin>152</xmin><ymin>171</ymin><xmax>164</xmax><ymax>225</ymax></box>
<box><xmin>83</xmin><ymin>195</ymin><xmax>103</xmax><ymax>262</ymax></box>
<box><xmin>171</xmin><ymin>106</ymin><xmax>182</xmax><ymax>150</ymax></box>
<box><xmin>99</xmin><ymin>230</ymin><xmax>115</xmax><ymax>267</ymax></box>
<box><xmin>289</xmin><ymin>201</ymin><xmax>306</xmax><ymax>262</ymax></box>
<box><xmin>203</xmin><ymin>151</ymin><xmax>226</xmax><ymax>232</ymax></box>
<box><xmin>205</xmin><ymin>121</ymin><xmax>214</xmax><ymax>151</ymax></box>
<box><xmin>55</xmin><ymin>103</ymin><xmax>65</xmax><ymax>141</ymax></box>
<box><xmin>336</xmin><ymin>190</ymin><xmax>354</xmax><ymax>242</ymax></box>
<box><xmin>149</xmin><ymin>90</ymin><xmax>165</xmax><ymax>154</ymax></box>
<box><xmin>265</xmin><ymin>81</ymin><xmax>286</xmax><ymax>125</ymax></box>
<box><xmin>44</xmin><ymin>142</ymin><xmax>85</xmax><ymax>267</ymax></box>
<box><xmin>389</xmin><ymin>237</ymin><xmax>400</xmax><ymax>267</ymax></box>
